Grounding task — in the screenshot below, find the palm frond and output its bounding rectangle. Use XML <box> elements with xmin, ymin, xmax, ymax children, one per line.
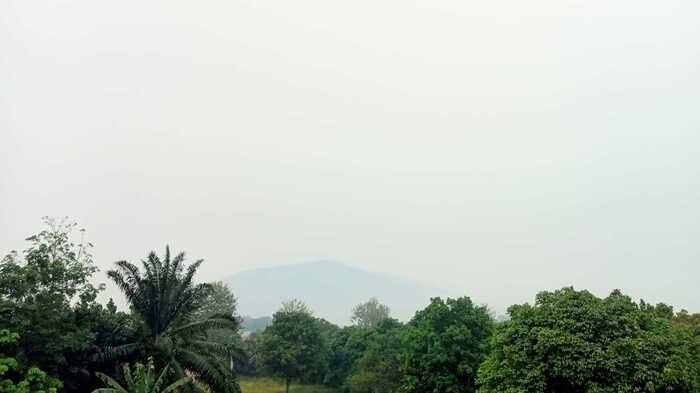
<box><xmin>107</xmin><ymin>270</ymin><xmax>140</xmax><ymax>309</ymax></box>
<box><xmin>171</xmin><ymin>317</ymin><xmax>239</xmax><ymax>336</ymax></box>
<box><xmin>186</xmin><ymin>340</ymin><xmax>234</xmax><ymax>358</ymax></box>
<box><xmin>177</xmin><ymin>349</ymin><xmax>236</xmax><ymax>393</ymax></box>
<box><xmin>161</xmin><ymin>377</ymin><xmax>192</xmax><ymax>393</ymax></box>
<box><xmin>95</xmin><ymin>343</ymin><xmax>141</xmax><ymax>361</ymax></box>
<box><xmin>95</xmin><ymin>372</ymin><xmax>128</xmax><ymax>393</ymax></box>
<box><xmin>105</xmin><ymin>247</ymin><xmax>240</xmax><ymax>393</ymax></box>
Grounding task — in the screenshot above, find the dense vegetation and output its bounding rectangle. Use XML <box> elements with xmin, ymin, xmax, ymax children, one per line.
<box><xmin>478</xmin><ymin>289</ymin><xmax>700</xmax><ymax>393</ymax></box>
<box><xmin>1</xmin><ymin>218</ymin><xmax>699</xmax><ymax>393</ymax></box>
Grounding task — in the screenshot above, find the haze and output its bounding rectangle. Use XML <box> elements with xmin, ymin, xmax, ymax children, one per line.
<box><xmin>1</xmin><ymin>0</ymin><xmax>699</xmax><ymax>315</ymax></box>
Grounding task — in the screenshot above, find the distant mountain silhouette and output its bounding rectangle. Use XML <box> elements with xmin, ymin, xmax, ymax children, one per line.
<box><xmin>240</xmin><ymin>316</ymin><xmax>272</xmax><ymax>333</ymax></box>
<box><xmin>225</xmin><ymin>261</ymin><xmax>453</xmax><ymax>325</ymax></box>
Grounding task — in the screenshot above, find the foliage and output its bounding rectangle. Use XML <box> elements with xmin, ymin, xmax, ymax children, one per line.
<box><xmin>93</xmin><ymin>359</ymin><xmax>190</xmax><ymax>393</ymax></box>
<box><xmin>322</xmin><ymin>327</ymin><xmax>370</xmax><ymax>389</ymax></box>
<box><xmin>104</xmin><ymin>247</ymin><xmax>240</xmax><ymax>393</ymax></box>
<box><xmin>235</xmin><ymin>334</ymin><xmax>260</xmax><ymax>377</ymax></box>
<box><xmin>0</xmin><ymin>217</ymin><xmax>100</xmax><ymax>304</ymax></box>
<box><xmin>192</xmin><ymin>282</ymin><xmax>243</xmax><ymax>373</ymax></box>
<box><xmin>302</xmin><ymin>319</ymin><xmax>338</xmax><ymax>386</ymax></box>
<box><xmin>477</xmin><ymin>287</ymin><xmax>700</xmax><ymax>393</ymax></box>
<box><xmin>350</xmin><ymin>298</ymin><xmax>390</xmax><ymax>329</ymax></box>
<box><xmin>346</xmin><ymin>319</ymin><xmax>404</xmax><ymax>393</ymax></box>
<box><xmin>279</xmin><ymin>300</ymin><xmax>312</xmax><ymax>315</ymax></box>
<box><xmin>0</xmin><ymin>329</ymin><xmax>62</xmax><ymax>393</ymax></box>
<box><xmin>0</xmin><ymin>218</ymin><xmax>133</xmax><ymax>392</ymax></box>
<box><xmin>258</xmin><ymin>302</ymin><xmax>324</xmax><ymax>393</ymax></box>
<box><xmin>5</xmin><ymin>218</ymin><xmax>700</xmax><ymax>393</ymax></box>
<box><xmin>674</xmin><ymin>310</ymin><xmax>700</xmax><ymax>336</ymax></box>
<box><xmin>400</xmin><ymin>297</ymin><xmax>493</xmax><ymax>393</ymax></box>
<box><xmin>192</xmin><ymin>282</ymin><xmax>237</xmax><ymax>321</ymax></box>
<box><xmin>675</xmin><ymin>310</ymin><xmax>700</xmax><ymax>389</ymax></box>
<box><xmin>68</xmin><ymin>298</ymin><xmax>138</xmax><ymax>391</ymax></box>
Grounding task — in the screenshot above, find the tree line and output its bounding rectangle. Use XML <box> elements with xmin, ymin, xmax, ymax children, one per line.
<box><xmin>1</xmin><ymin>218</ymin><xmax>699</xmax><ymax>393</ymax></box>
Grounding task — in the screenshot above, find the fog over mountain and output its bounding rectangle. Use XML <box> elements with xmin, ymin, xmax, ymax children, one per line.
<box><xmin>2</xmin><ymin>0</ymin><xmax>699</xmax><ymax>316</ymax></box>
<box><xmin>226</xmin><ymin>261</ymin><xmax>456</xmax><ymax>325</ymax></box>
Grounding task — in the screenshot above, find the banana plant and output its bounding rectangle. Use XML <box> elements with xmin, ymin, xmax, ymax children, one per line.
<box><xmin>93</xmin><ymin>359</ymin><xmax>191</xmax><ymax>393</ymax></box>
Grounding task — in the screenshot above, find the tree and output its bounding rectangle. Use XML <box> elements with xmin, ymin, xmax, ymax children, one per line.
<box><xmin>0</xmin><ymin>217</ymin><xmax>100</xmax><ymax>304</ymax></box>
<box><xmin>400</xmin><ymin>297</ymin><xmax>493</xmax><ymax>393</ymax></box>
<box><xmin>192</xmin><ymin>282</ymin><xmax>243</xmax><ymax>374</ymax></box>
<box><xmin>477</xmin><ymin>287</ymin><xmax>700</xmax><ymax>393</ymax></box>
<box><xmin>104</xmin><ymin>247</ymin><xmax>240</xmax><ymax>393</ymax></box>
<box><xmin>346</xmin><ymin>319</ymin><xmax>404</xmax><ymax>393</ymax></box>
<box><xmin>258</xmin><ymin>301</ymin><xmax>324</xmax><ymax>393</ymax></box>
<box><xmin>192</xmin><ymin>282</ymin><xmax>237</xmax><ymax>321</ymax></box>
<box><xmin>323</xmin><ymin>326</ymin><xmax>371</xmax><ymax>388</ymax></box>
<box><xmin>351</xmin><ymin>298</ymin><xmax>390</xmax><ymax>329</ymax></box>
<box><xmin>302</xmin><ymin>318</ymin><xmax>338</xmax><ymax>385</ymax></box>
<box><xmin>93</xmin><ymin>359</ymin><xmax>191</xmax><ymax>393</ymax></box>
<box><xmin>674</xmin><ymin>310</ymin><xmax>700</xmax><ymax>389</ymax></box>
<box><xmin>675</xmin><ymin>310</ymin><xmax>700</xmax><ymax>336</ymax></box>
<box><xmin>279</xmin><ymin>299</ymin><xmax>312</xmax><ymax>315</ymax></box>
<box><xmin>235</xmin><ymin>333</ymin><xmax>260</xmax><ymax>377</ymax></box>
<box><xmin>0</xmin><ymin>329</ymin><xmax>62</xmax><ymax>393</ymax></box>
<box><xmin>0</xmin><ymin>217</ymin><xmax>129</xmax><ymax>392</ymax></box>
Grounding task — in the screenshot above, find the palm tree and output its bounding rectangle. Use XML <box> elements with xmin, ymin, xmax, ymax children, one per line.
<box><xmin>102</xmin><ymin>246</ymin><xmax>240</xmax><ymax>393</ymax></box>
<box><xmin>94</xmin><ymin>359</ymin><xmax>191</xmax><ymax>393</ymax></box>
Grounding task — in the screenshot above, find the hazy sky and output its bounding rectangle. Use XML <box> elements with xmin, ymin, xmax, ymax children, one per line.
<box><xmin>2</xmin><ymin>0</ymin><xmax>699</xmax><ymax>314</ymax></box>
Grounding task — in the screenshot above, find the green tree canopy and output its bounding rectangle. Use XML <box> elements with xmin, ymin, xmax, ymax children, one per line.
<box><xmin>323</xmin><ymin>326</ymin><xmax>372</xmax><ymax>388</ymax></box>
<box><xmin>0</xmin><ymin>218</ymin><xmax>133</xmax><ymax>392</ymax></box>
<box><xmin>258</xmin><ymin>301</ymin><xmax>324</xmax><ymax>393</ymax></box>
<box><xmin>351</xmin><ymin>298</ymin><xmax>390</xmax><ymax>329</ymax></box>
<box><xmin>0</xmin><ymin>329</ymin><xmax>62</xmax><ymax>393</ymax></box>
<box><xmin>346</xmin><ymin>319</ymin><xmax>404</xmax><ymax>393</ymax></box>
<box><xmin>279</xmin><ymin>299</ymin><xmax>312</xmax><ymax>315</ymax></box>
<box><xmin>674</xmin><ymin>310</ymin><xmax>700</xmax><ymax>337</ymax></box>
<box><xmin>192</xmin><ymin>282</ymin><xmax>237</xmax><ymax>320</ymax></box>
<box><xmin>401</xmin><ymin>296</ymin><xmax>493</xmax><ymax>393</ymax></box>
<box><xmin>477</xmin><ymin>287</ymin><xmax>700</xmax><ymax>393</ymax></box>
<box><xmin>0</xmin><ymin>217</ymin><xmax>100</xmax><ymax>304</ymax></box>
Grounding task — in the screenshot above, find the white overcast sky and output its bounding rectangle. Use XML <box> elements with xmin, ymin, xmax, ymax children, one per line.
<box><xmin>1</xmin><ymin>0</ymin><xmax>699</xmax><ymax>313</ymax></box>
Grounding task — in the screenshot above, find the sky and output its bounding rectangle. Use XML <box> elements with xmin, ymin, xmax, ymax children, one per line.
<box><xmin>1</xmin><ymin>0</ymin><xmax>699</xmax><ymax>315</ymax></box>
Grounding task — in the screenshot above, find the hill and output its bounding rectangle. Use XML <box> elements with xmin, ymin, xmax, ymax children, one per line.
<box><xmin>240</xmin><ymin>316</ymin><xmax>272</xmax><ymax>333</ymax></box>
<box><xmin>226</xmin><ymin>261</ymin><xmax>452</xmax><ymax>325</ymax></box>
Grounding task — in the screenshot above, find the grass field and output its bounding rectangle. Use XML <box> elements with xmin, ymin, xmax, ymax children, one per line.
<box><xmin>239</xmin><ymin>377</ymin><xmax>337</xmax><ymax>393</ymax></box>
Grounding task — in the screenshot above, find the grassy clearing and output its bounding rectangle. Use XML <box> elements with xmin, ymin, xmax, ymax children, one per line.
<box><xmin>239</xmin><ymin>377</ymin><xmax>337</xmax><ymax>393</ymax></box>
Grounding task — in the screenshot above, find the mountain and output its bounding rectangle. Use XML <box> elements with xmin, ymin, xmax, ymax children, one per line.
<box><xmin>225</xmin><ymin>261</ymin><xmax>454</xmax><ymax>325</ymax></box>
<box><xmin>240</xmin><ymin>316</ymin><xmax>272</xmax><ymax>333</ymax></box>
